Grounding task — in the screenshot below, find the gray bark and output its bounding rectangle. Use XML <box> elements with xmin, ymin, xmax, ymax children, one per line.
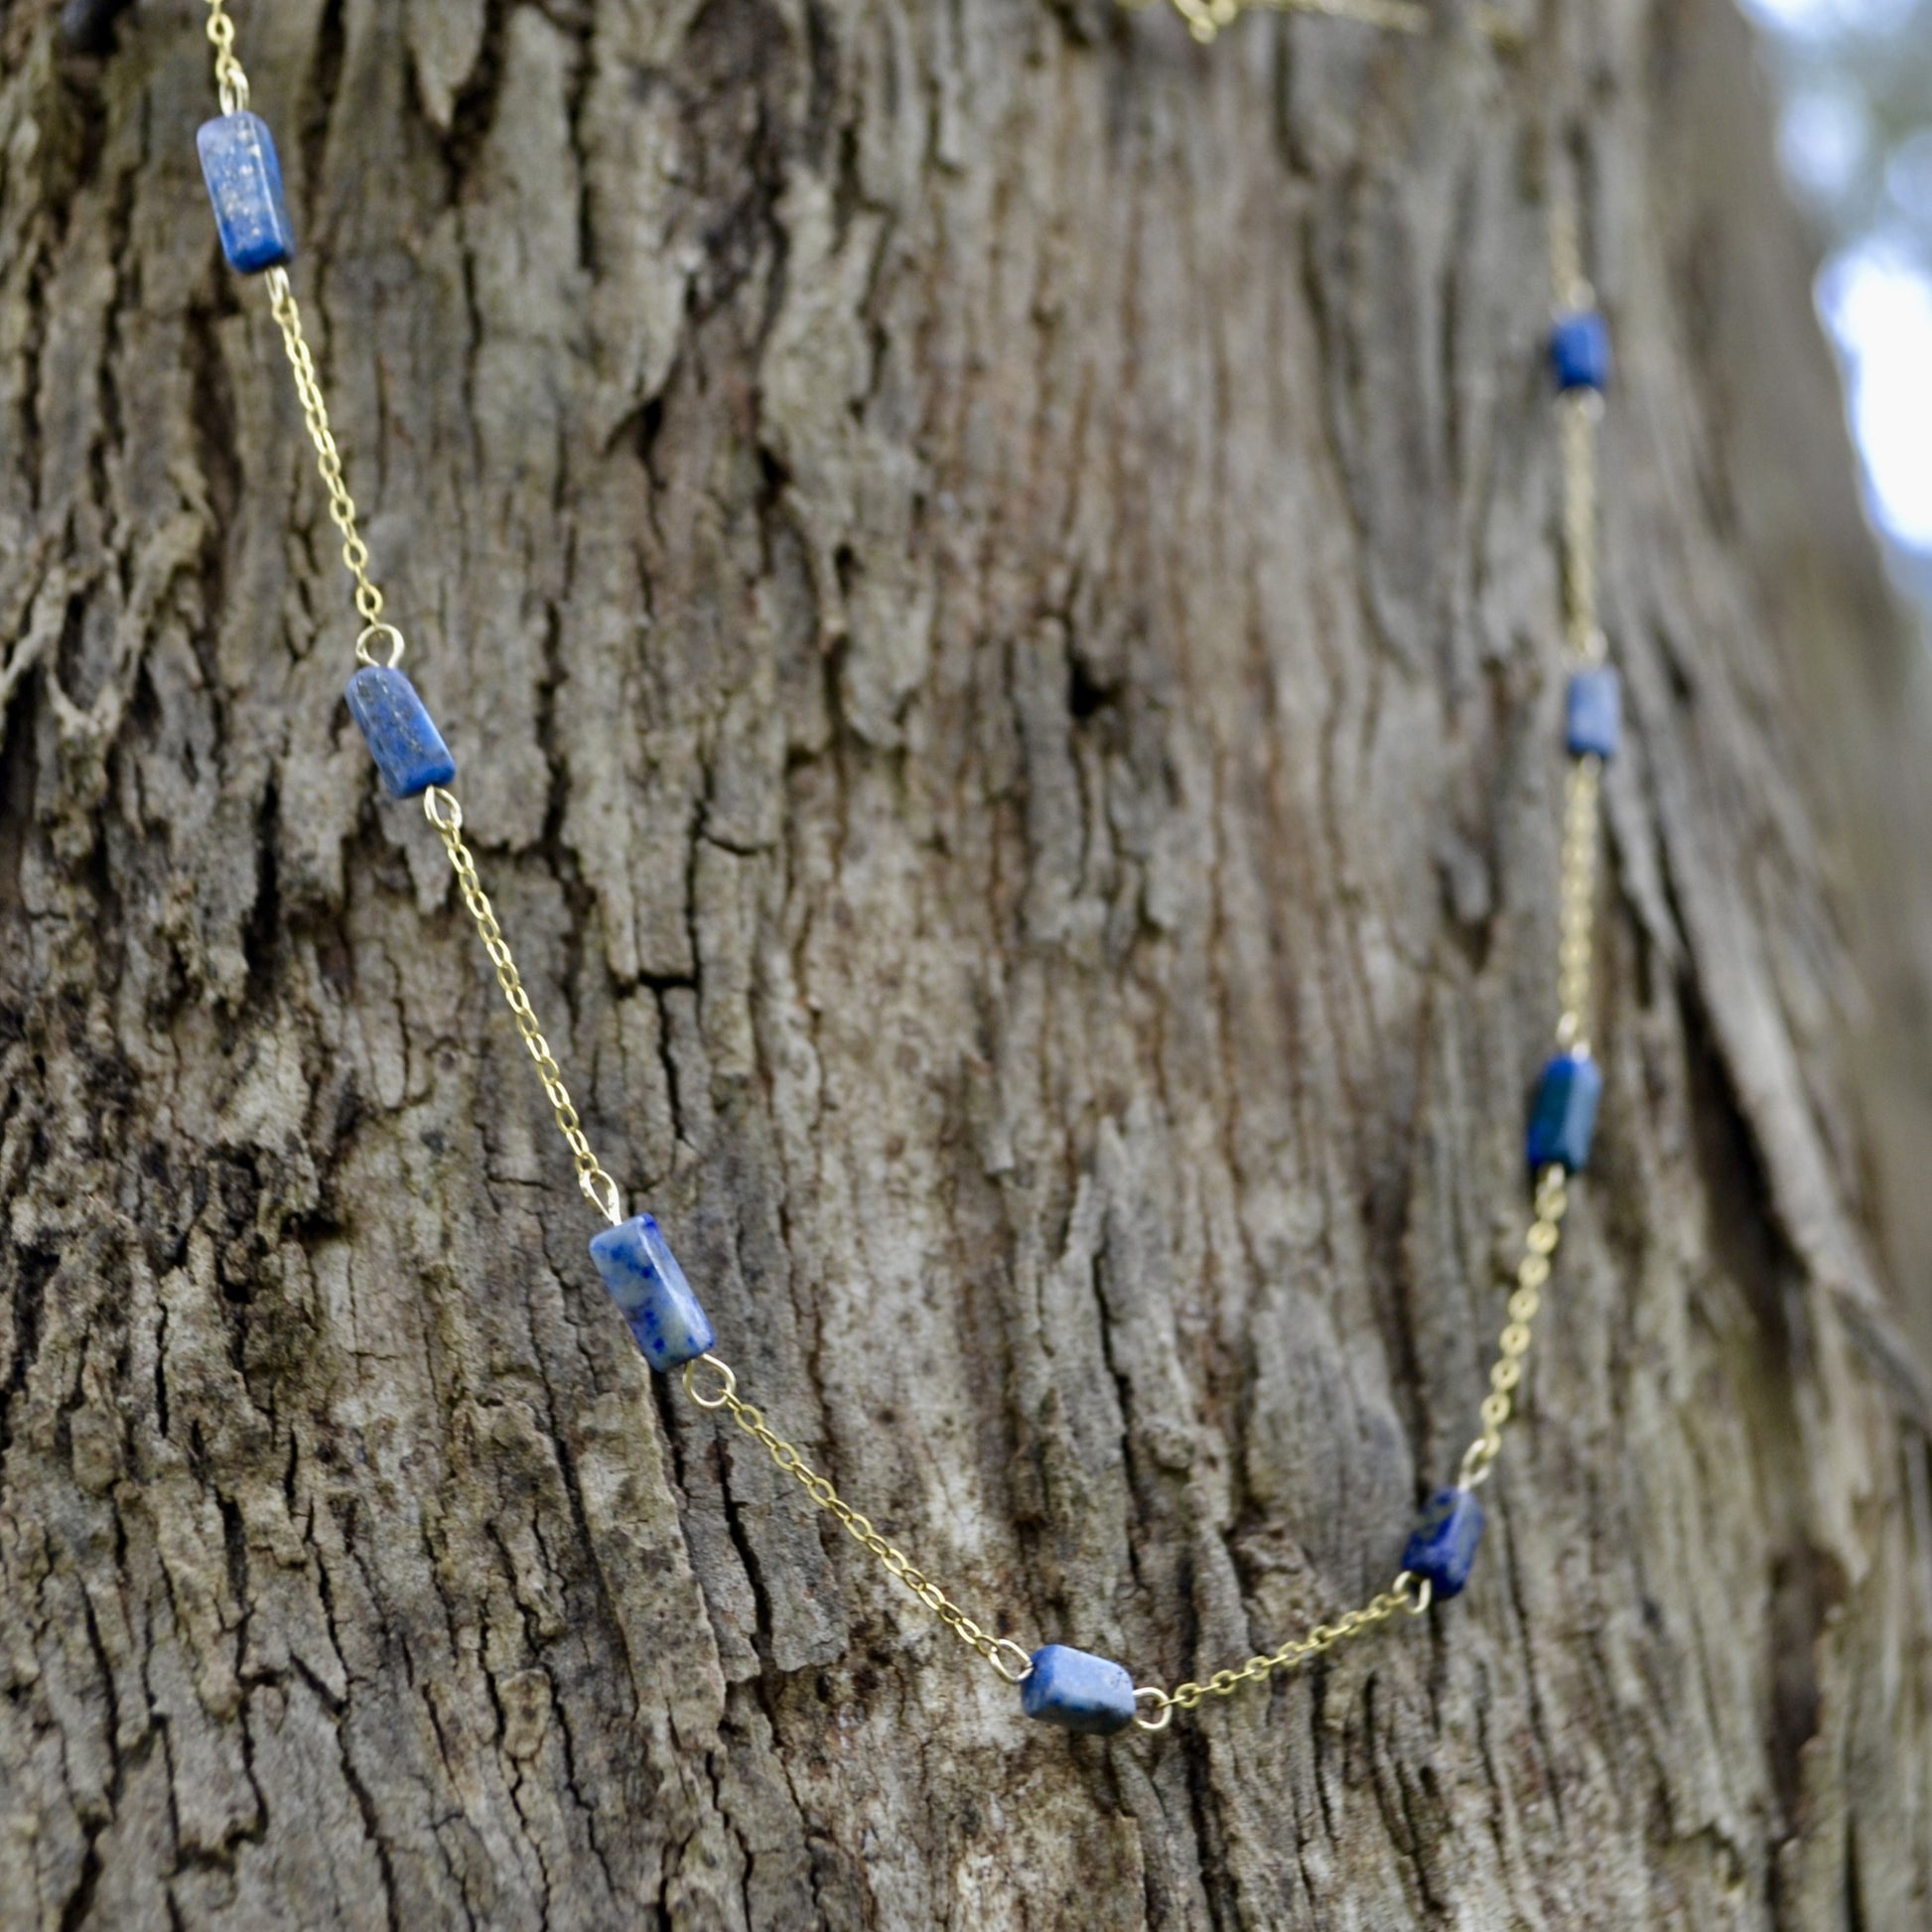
<box><xmin>4</xmin><ymin>0</ymin><xmax>1932</xmax><ymax>1925</ymax></box>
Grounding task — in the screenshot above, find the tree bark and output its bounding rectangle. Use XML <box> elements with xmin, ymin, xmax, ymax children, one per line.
<box><xmin>5</xmin><ymin>0</ymin><xmax>1932</xmax><ymax>1924</ymax></box>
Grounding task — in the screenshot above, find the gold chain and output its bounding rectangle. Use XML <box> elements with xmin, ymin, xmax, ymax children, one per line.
<box><xmin>1551</xmin><ymin>188</ymin><xmax>1603</xmax><ymax>1055</ymax></box>
<box><xmin>1555</xmin><ymin>756</ymin><xmax>1601</xmax><ymax>1052</ymax></box>
<box><xmin>1130</xmin><ymin>184</ymin><xmax>1606</xmax><ymax>1725</ymax></box>
<box><xmin>263</xmin><ymin>268</ymin><xmax>387</xmax><ymax>630</ymax></box>
<box><xmin>1133</xmin><ymin>1575</ymin><xmax>1432</xmax><ymax>1729</ymax></box>
<box><xmin>203</xmin><ymin>0</ymin><xmax>249</xmax><ymax>114</ymax></box>
<box><xmin>203</xmin><ymin>0</ymin><xmax>1607</xmax><ymax>1733</ymax></box>
<box><xmin>422</xmin><ymin>788</ymin><xmax>623</xmax><ymax>1224</ymax></box>
<box><xmin>1456</xmin><ymin>1165</ymin><xmax>1568</xmax><ymax>1488</ymax></box>
<box><xmin>205</xmin><ymin>2</ymin><xmax>386</xmax><ymax>634</ymax></box>
<box><xmin>681</xmin><ymin>1356</ymin><xmax>1035</xmax><ymax>1686</ymax></box>
<box><xmin>204</xmin><ymin>0</ymin><xmax>1020</xmax><ymax>1716</ymax></box>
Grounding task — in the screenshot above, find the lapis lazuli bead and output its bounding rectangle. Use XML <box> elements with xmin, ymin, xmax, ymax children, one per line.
<box><xmin>588</xmin><ymin>1214</ymin><xmax>715</xmax><ymax>1372</ymax></box>
<box><xmin>1526</xmin><ymin>1051</ymin><xmax>1603</xmax><ymax>1173</ymax></box>
<box><xmin>344</xmin><ymin>666</ymin><xmax>457</xmax><ymax>799</ymax></box>
<box><xmin>1550</xmin><ymin>310</ymin><xmax>1610</xmax><ymax>393</ymax></box>
<box><xmin>196</xmin><ymin>113</ymin><xmax>296</xmax><ymax>275</ymax></box>
<box><xmin>1566</xmin><ymin>667</ymin><xmax>1621</xmax><ymax>759</ymax></box>
<box><xmin>1021</xmin><ymin>1645</ymin><xmax>1136</xmax><ymax>1736</ymax></box>
<box><xmin>1401</xmin><ymin>1487</ymin><xmax>1486</xmax><ymax>1599</ymax></box>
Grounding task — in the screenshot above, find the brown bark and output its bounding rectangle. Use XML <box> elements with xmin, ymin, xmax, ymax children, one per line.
<box><xmin>4</xmin><ymin>0</ymin><xmax>1932</xmax><ymax>1924</ymax></box>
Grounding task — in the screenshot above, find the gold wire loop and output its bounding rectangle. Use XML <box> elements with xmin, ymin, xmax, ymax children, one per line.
<box><xmin>1133</xmin><ymin>1688</ymin><xmax>1173</xmax><ymax>1732</ymax></box>
<box><xmin>989</xmin><ymin>1639</ymin><xmax>1035</xmax><ymax>1685</ymax></box>
<box><xmin>580</xmin><ymin>1169</ymin><xmax>623</xmax><ymax>1226</ymax></box>
<box><xmin>204</xmin><ymin>0</ymin><xmax>250</xmax><ymax>113</ymax></box>
<box><xmin>422</xmin><ymin>786</ymin><xmax>462</xmax><ymax>833</ymax></box>
<box><xmin>355</xmin><ymin>621</ymin><xmax>406</xmax><ymax>669</ymax></box>
<box><xmin>682</xmin><ymin>1353</ymin><xmax>738</xmax><ymax>1411</ymax></box>
<box><xmin>1395</xmin><ymin>1571</ymin><xmax>1435</xmax><ymax>1616</ymax></box>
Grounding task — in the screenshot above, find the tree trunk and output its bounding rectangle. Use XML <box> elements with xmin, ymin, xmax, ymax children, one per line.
<box><xmin>5</xmin><ymin>0</ymin><xmax>1932</xmax><ymax>1924</ymax></box>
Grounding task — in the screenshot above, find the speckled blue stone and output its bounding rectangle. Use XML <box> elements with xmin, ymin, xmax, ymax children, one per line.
<box><xmin>588</xmin><ymin>1214</ymin><xmax>715</xmax><ymax>1372</ymax></box>
<box><xmin>1567</xmin><ymin>667</ymin><xmax>1622</xmax><ymax>759</ymax></box>
<box><xmin>344</xmin><ymin>666</ymin><xmax>457</xmax><ymax>799</ymax></box>
<box><xmin>1401</xmin><ymin>1488</ymin><xmax>1486</xmax><ymax>1599</ymax></box>
<box><xmin>196</xmin><ymin>112</ymin><xmax>295</xmax><ymax>275</ymax></box>
<box><xmin>1550</xmin><ymin>310</ymin><xmax>1611</xmax><ymax>393</ymax></box>
<box><xmin>1526</xmin><ymin>1052</ymin><xmax>1603</xmax><ymax>1173</ymax></box>
<box><xmin>1021</xmin><ymin>1645</ymin><xmax>1136</xmax><ymax>1735</ymax></box>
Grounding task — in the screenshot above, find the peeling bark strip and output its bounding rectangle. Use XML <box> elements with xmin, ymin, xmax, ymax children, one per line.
<box><xmin>5</xmin><ymin>0</ymin><xmax>1932</xmax><ymax>1924</ymax></box>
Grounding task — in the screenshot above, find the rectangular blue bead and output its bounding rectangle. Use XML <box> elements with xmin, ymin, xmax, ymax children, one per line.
<box><xmin>1526</xmin><ymin>1051</ymin><xmax>1603</xmax><ymax>1173</ymax></box>
<box><xmin>589</xmin><ymin>1214</ymin><xmax>715</xmax><ymax>1372</ymax></box>
<box><xmin>1021</xmin><ymin>1645</ymin><xmax>1136</xmax><ymax>1735</ymax></box>
<box><xmin>1400</xmin><ymin>1487</ymin><xmax>1486</xmax><ymax>1599</ymax></box>
<box><xmin>1550</xmin><ymin>310</ymin><xmax>1610</xmax><ymax>393</ymax></box>
<box><xmin>196</xmin><ymin>112</ymin><xmax>295</xmax><ymax>275</ymax></box>
<box><xmin>345</xmin><ymin>666</ymin><xmax>457</xmax><ymax>799</ymax></box>
<box><xmin>1567</xmin><ymin>667</ymin><xmax>1621</xmax><ymax>759</ymax></box>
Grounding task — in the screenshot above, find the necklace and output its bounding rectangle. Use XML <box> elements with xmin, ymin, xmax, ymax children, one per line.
<box><xmin>193</xmin><ymin>0</ymin><xmax>1617</xmax><ymax>1739</ymax></box>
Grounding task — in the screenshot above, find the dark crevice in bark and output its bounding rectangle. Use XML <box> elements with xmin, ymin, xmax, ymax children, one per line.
<box><xmin>326</xmin><ymin>1694</ymin><xmax>402</xmax><ymax>1932</ymax></box>
<box><xmin>0</xmin><ymin>1241</ymin><xmax>54</xmax><ymax>1464</ymax></box>
<box><xmin>299</xmin><ymin>0</ymin><xmax>347</xmax><ymax>236</ymax></box>
<box><xmin>185</xmin><ymin>285</ymin><xmax>241</xmax><ymax>629</ymax></box>
<box><xmin>1844</xmin><ymin>1815</ymin><xmax>1866</xmax><ymax>1932</ymax></box>
<box><xmin>240</xmin><ymin>777</ymin><xmax>282</xmax><ymax>1008</ymax></box>
<box><xmin>1364</xmin><ymin>1673</ymin><xmax>1443</xmax><ymax>1918</ymax></box>
<box><xmin>94</xmin><ymin>81</ymin><xmax>139</xmax><ymax>616</ymax></box>
<box><xmin>57</xmin><ymin>0</ymin><xmax>137</xmax><ymax>60</ymax></box>
<box><xmin>679</xmin><ymin>0</ymin><xmax>794</xmax><ymax>334</ymax></box>
<box><xmin>1496</xmin><ymin>1475</ymin><xmax>1566</xmax><ymax>1832</ymax></box>
<box><xmin>440</xmin><ymin>0</ymin><xmax>515</xmax><ymax>187</ymax></box>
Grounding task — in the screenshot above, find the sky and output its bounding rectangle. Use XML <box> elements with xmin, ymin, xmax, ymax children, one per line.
<box><xmin>1739</xmin><ymin>0</ymin><xmax>1932</xmax><ymax>558</ymax></box>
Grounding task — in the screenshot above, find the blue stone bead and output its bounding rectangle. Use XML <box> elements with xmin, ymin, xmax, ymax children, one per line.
<box><xmin>1526</xmin><ymin>1052</ymin><xmax>1603</xmax><ymax>1173</ymax></box>
<box><xmin>1550</xmin><ymin>310</ymin><xmax>1610</xmax><ymax>393</ymax></box>
<box><xmin>344</xmin><ymin>666</ymin><xmax>458</xmax><ymax>799</ymax></box>
<box><xmin>1021</xmin><ymin>1645</ymin><xmax>1136</xmax><ymax>1736</ymax></box>
<box><xmin>196</xmin><ymin>112</ymin><xmax>295</xmax><ymax>275</ymax></box>
<box><xmin>1566</xmin><ymin>667</ymin><xmax>1622</xmax><ymax>759</ymax></box>
<box><xmin>588</xmin><ymin>1214</ymin><xmax>715</xmax><ymax>1372</ymax></box>
<box><xmin>1401</xmin><ymin>1487</ymin><xmax>1486</xmax><ymax>1599</ymax></box>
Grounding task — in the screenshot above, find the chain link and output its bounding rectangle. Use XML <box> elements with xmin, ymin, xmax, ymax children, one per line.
<box><xmin>422</xmin><ymin>788</ymin><xmax>623</xmax><ymax>1225</ymax></box>
<box><xmin>1133</xmin><ymin>1573</ymin><xmax>1434</xmax><ymax>1725</ymax></box>
<box><xmin>1554</xmin><ymin>754</ymin><xmax>1601</xmax><ymax>1053</ymax></box>
<box><xmin>263</xmin><ymin>268</ymin><xmax>388</xmax><ymax>629</ymax></box>
<box><xmin>203</xmin><ymin>0</ymin><xmax>250</xmax><ymax>114</ymax></box>
<box><xmin>681</xmin><ymin>1355</ymin><xmax>1035</xmax><ymax>1684</ymax></box>
<box><xmin>1455</xmin><ymin>1164</ymin><xmax>1568</xmax><ymax>1488</ymax></box>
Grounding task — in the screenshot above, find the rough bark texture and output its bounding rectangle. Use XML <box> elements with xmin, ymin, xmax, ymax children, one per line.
<box><xmin>5</xmin><ymin>0</ymin><xmax>1932</xmax><ymax>1924</ymax></box>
